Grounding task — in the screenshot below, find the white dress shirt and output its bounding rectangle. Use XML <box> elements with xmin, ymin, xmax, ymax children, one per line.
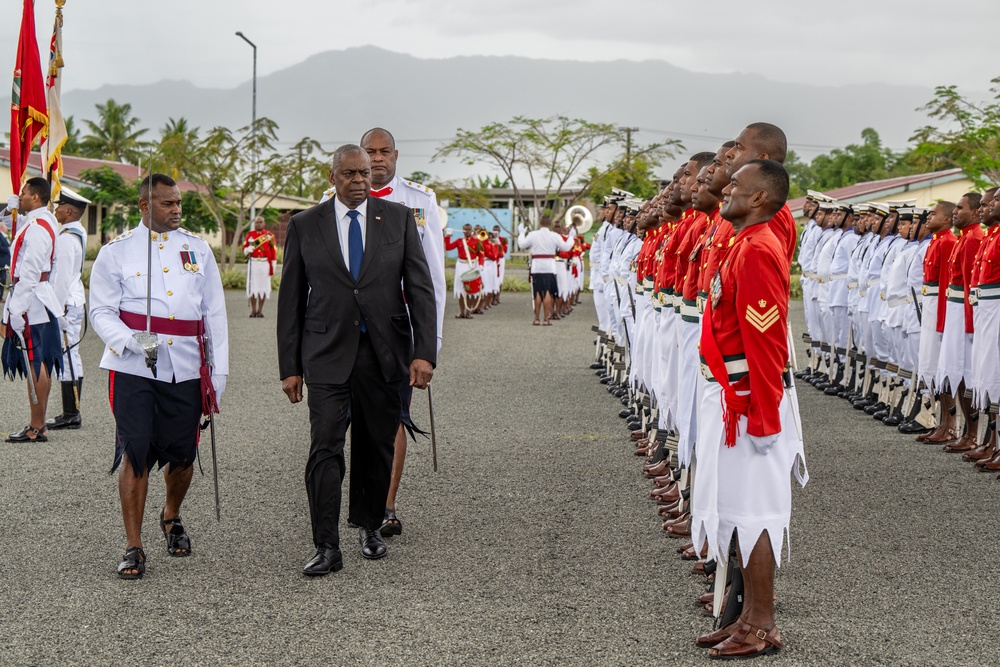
<box><xmin>333</xmin><ymin>197</ymin><xmax>368</xmax><ymax>271</ymax></box>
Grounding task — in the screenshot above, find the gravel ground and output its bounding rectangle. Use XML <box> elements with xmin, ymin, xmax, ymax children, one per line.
<box><xmin>0</xmin><ymin>291</ymin><xmax>997</xmax><ymax>666</ymax></box>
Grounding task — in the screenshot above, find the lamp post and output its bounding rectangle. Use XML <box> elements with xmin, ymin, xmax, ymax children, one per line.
<box><xmin>235</xmin><ymin>31</ymin><xmax>257</xmax><ymax>222</ymax></box>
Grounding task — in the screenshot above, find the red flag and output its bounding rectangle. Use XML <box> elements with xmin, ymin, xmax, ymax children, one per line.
<box><xmin>9</xmin><ymin>0</ymin><xmax>49</xmax><ymax>232</ymax></box>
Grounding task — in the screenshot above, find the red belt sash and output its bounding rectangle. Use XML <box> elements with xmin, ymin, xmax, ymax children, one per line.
<box><xmin>118</xmin><ymin>310</ymin><xmax>217</xmax><ymax>415</ymax></box>
<box><xmin>700</xmin><ymin>301</ymin><xmax>750</xmax><ymax>447</ymax></box>
<box><xmin>119</xmin><ymin>310</ymin><xmax>205</xmax><ymax>336</ymax></box>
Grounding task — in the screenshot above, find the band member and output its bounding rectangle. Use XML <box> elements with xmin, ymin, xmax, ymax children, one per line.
<box><xmin>518</xmin><ymin>215</ymin><xmax>573</xmax><ymax>325</ymax></box>
<box><xmin>90</xmin><ymin>173</ymin><xmax>229</xmax><ymax>579</ymax></box>
<box><xmin>277</xmin><ymin>145</ymin><xmax>436</xmax><ymax>576</ymax></box>
<box><xmin>2</xmin><ymin>177</ymin><xmax>63</xmax><ymax>443</ymax></box>
<box><xmin>47</xmin><ymin>187</ymin><xmax>90</xmax><ymax>430</ymax></box>
<box><xmin>444</xmin><ymin>224</ymin><xmax>483</xmax><ymax>319</ymax></box>
<box><xmin>691</xmin><ymin>160</ymin><xmax>807</xmax><ymax>659</ymax></box>
<box><xmin>242</xmin><ymin>216</ymin><xmax>276</xmax><ymax>318</ymax></box>
<box><xmin>494</xmin><ymin>225</ymin><xmax>508</xmax><ymax>302</ymax></box>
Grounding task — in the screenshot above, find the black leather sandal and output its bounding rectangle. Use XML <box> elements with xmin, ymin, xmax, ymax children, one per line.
<box><xmin>379</xmin><ymin>507</ymin><xmax>403</xmax><ymax>537</ymax></box>
<box><xmin>160</xmin><ymin>509</ymin><xmax>192</xmax><ymax>557</ymax></box>
<box><xmin>5</xmin><ymin>425</ymin><xmax>48</xmax><ymax>443</ymax></box>
<box><xmin>117</xmin><ymin>547</ymin><xmax>146</xmax><ymax>580</ymax></box>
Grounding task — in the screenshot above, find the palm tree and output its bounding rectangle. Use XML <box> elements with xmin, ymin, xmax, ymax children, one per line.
<box><xmin>63</xmin><ymin>115</ymin><xmax>81</xmax><ymax>155</ymax></box>
<box><xmin>157</xmin><ymin>117</ymin><xmax>200</xmax><ymax>179</ymax></box>
<box><xmin>80</xmin><ymin>99</ymin><xmax>149</xmax><ymax>164</ymax></box>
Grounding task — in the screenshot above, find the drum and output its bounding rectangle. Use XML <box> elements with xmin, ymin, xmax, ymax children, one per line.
<box><xmin>461</xmin><ymin>269</ymin><xmax>483</xmax><ymax>296</ymax></box>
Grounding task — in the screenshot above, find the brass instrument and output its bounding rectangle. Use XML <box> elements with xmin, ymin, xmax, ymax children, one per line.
<box><xmin>477</xmin><ymin>229</ymin><xmax>489</xmax><ymax>241</ymax></box>
<box><xmin>563</xmin><ymin>205</ymin><xmax>594</xmax><ymax>235</ymax></box>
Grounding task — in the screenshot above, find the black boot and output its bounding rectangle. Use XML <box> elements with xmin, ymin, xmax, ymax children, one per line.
<box><xmin>46</xmin><ymin>380</ymin><xmax>82</xmax><ymax>430</ymax></box>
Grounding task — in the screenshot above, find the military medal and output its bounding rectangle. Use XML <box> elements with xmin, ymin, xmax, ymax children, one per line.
<box><xmin>180</xmin><ymin>250</ymin><xmax>199</xmax><ymax>272</ymax></box>
<box><xmin>412</xmin><ymin>208</ymin><xmax>426</xmax><ymax>227</ymax></box>
<box><xmin>710</xmin><ymin>270</ymin><xmax>723</xmax><ymax>309</ymax></box>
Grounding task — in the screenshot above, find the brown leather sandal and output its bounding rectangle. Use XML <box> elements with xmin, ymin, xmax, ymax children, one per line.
<box><xmin>707</xmin><ymin>619</ymin><xmax>783</xmax><ymax>659</ymax></box>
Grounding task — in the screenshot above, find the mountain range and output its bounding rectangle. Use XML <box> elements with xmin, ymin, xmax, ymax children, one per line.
<box><xmin>61</xmin><ymin>46</ymin><xmax>937</xmax><ymax>180</ymax></box>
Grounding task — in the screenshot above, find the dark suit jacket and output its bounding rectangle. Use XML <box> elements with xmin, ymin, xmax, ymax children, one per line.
<box><xmin>277</xmin><ymin>196</ymin><xmax>437</xmax><ymax>385</ymax></box>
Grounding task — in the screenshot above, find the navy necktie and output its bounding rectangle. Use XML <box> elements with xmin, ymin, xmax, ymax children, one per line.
<box><xmin>347</xmin><ymin>210</ymin><xmax>366</xmax><ymax>332</ymax></box>
<box><xmin>347</xmin><ymin>210</ymin><xmax>363</xmax><ymax>280</ymax></box>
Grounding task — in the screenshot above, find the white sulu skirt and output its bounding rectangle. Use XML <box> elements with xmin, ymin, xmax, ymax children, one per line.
<box><xmin>246</xmin><ymin>258</ymin><xmax>272</xmax><ymax>299</ymax></box>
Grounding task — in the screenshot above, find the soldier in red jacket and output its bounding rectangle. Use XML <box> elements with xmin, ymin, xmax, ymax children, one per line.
<box><xmin>690</xmin><ymin>160</ymin><xmax>807</xmax><ymax>660</ymax></box>
<box><xmin>242</xmin><ymin>216</ymin><xmax>277</xmax><ymax>318</ymax></box>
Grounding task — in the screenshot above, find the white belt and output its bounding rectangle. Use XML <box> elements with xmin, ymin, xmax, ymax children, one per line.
<box><xmin>700</xmin><ymin>357</ymin><xmax>750</xmax><ymax>382</ymax></box>
<box><xmin>249</xmin><ymin>257</ymin><xmax>269</xmax><ymax>262</ymax></box>
<box><xmin>680</xmin><ymin>302</ymin><xmax>699</xmax><ymax>318</ymax></box>
<box><xmin>848</xmin><ymin>281</ymin><xmax>859</xmax><ymax>289</ymax></box>
<box><xmin>887</xmin><ymin>297</ymin><xmax>907</xmax><ymax>308</ymax></box>
<box><xmin>921</xmin><ymin>284</ymin><xmax>939</xmax><ymax>297</ymax></box>
<box><xmin>830</xmin><ymin>273</ymin><xmax>849</xmax><ymax>280</ymax></box>
<box><xmin>642</xmin><ymin>278</ymin><xmax>654</xmax><ymax>290</ymax></box>
<box><xmin>866</xmin><ymin>278</ymin><xmax>880</xmax><ymax>287</ymax></box>
<box><xmin>977</xmin><ymin>285</ymin><xmax>1000</xmax><ymax>300</ymax></box>
<box><xmin>946</xmin><ymin>286</ymin><xmax>964</xmax><ymax>300</ymax></box>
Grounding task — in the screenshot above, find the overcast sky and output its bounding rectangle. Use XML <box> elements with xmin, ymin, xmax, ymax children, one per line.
<box><xmin>3</xmin><ymin>0</ymin><xmax>997</xmax><ymax>95</ymax></box>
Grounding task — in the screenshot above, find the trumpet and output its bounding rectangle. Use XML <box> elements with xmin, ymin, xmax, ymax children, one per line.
<box><xmin>477</xmin><ymin>229</ymin><xmax>489</xmax><ymax>241</ymax></box>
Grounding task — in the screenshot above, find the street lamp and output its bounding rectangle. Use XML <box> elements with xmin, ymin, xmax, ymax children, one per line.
<box><xmin>235</xmin><ymin>31</ymin><xmax>257</xmax><ymax>222</ymax></box>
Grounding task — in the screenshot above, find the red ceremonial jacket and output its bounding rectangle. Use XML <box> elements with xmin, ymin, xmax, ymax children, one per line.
<box><xmin>947</xmin><ymin>225</ymin><xmax>985</xmax><ymax>333</ymax></box>
<box><xmin>445</xmin><ymin>234</ymin><xmax>482</xmax><ymax>262</ymax></box>
<box><xmin>697</xmin><ymin>209</ymin><xmax>731</xmax><ymax>298</ymax></box>
<box><xmin>769</xmin><ymin>203</ymin><xmax>798</xmax><ymax>267</ymax></box>
<box><xmin>243</xmin><ymin>229</ymin><xmax>277</xmax><ymax>275</ymax></box>
<box><xmin>701</xmin><ymin>221</ymin><xmax>789</xmax><ymax>441</ymax></box>
<box><xmin>923</xmin><ymin>229</ymin><xmax>957</xmax><ymax>333</ymax></box>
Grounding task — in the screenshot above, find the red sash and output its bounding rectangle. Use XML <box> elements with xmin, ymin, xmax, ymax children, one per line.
<box><xmin>700</xmin><ymin>300</ymin><xmax>750</xmax><ymax>447</ymax></box>
<box><xmin>10</xmin><ymin>217</ymin><xmax>56</xmax><ymax>281</ymax></box>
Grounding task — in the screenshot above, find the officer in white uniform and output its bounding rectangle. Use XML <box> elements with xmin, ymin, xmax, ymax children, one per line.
<box><xmin>90</xmin><ymin>173</ymin><xmax>228</xmax><ymax>579</ymax></box>
<box><xmin>47</xmin><ymin>187</ymin><xmax>90</xmax><ymax>430</ymax></box>
<box><xmin>2</xmin><ymin>178</ymin><xmax>64</xmax><ymax>443</ymax></box>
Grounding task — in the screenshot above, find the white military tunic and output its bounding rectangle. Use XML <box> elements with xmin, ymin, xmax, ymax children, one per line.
<box><xmin>89</xmin><ymin>223</ymin><xmax>229</xmax><ymax>384</ymax></box>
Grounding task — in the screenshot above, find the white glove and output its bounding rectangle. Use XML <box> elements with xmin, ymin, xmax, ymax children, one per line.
<box><xmin>517</xmin><ymin>223</ymin><xmax>527</xmax><ymax>235</ymax></box>
<box><xmin>6</xmin><ymin>195</ymin><xmax>19</xmax><ymax>212</ymax></box>
<box><xmin>212</xmin><ymin>374</ymin><xmax>227</xmax><ymax>404</ymax></box>
<box><xmin>124</xmin><ymin>336</ymin><xmax>149</xmax><ymax>357</ymax></box>
<box><xmin>243</xmin><ymin>245</ymin><xmax>253</xmax><ymax>256</ymax></box>
<box><xmin>749</xmin><ymin>433</ymin><xmax>780</xmax><ymax>456</ymax></box>
<box><xmin>57</xmin><ymin>316</ymin><xmax>69</xmax><ymax>331</ymax></box>
<box><xmin>10</xmin><ymin>315</ymin><xmax>25</xmax><ymax>344</ymax></box>
<box><xmin>444</xmin><ymin>228</ymin><xmax>454</xmax><ymax>236</ymax></box>
<box><xmin>568</xmin><ymin>226</ymin><xmax>578</xmax><ymax>238</ymax></box>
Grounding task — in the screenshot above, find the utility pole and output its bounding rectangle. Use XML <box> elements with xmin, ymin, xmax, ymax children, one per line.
<box><xmin>620</xmin><ymin>126</ymin><xmax>639</xmax><ymax>181</ymax></box>
<box><xmin>235</xmin><ymin>31</ymin><xmax>257</xmax><ymax>221</ymax></box>
<box><xmin>297</xmin><ymin>141</ymin><xmax>304</xmax><ymax>197</ymax></box>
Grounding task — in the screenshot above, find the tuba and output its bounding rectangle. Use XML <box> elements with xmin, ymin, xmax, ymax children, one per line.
<box><xmin>564</xmin><ymin>205</ymin><xmax>594</xmax><ymax>235</ymax></box>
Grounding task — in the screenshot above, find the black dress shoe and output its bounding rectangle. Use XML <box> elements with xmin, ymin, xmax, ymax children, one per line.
<box><xmin>882</xmin><ymin>414</ymin><xmax>902</xmax><ymax>427</ymax></box>
<box><xmin>599</xmin><ymin>376</ymin><xmax>611</xmax><ymax>384</ymax></box>
<box><xmin>46</xmin><ymin>412</ymin><xmax>82</xmax><ymax>430</ymax></box>
<box><xmin>589</xmin><ymin>362</ymin><xmax>602</xmax><ymax>369</ymax></box>
<box><xmin>898</xmin><ymin>420</ymin><xmax>932</xmax><ymax>434</ymax></box>
<box><xmin>303</xmin><ymin>544</ymin><xmax>343</xmax><ymax>576</ymax></box>
<box><xmin>872</xmin><ymin>409</ymin><xmax>889</xmax><ymax>421</ymax></box>
<box><xmin>824</xmin><ymin>385</ymin><xmax>844</xmax><ymax>396</ymax></box>
<box><xmin>359</xmin><ymin>527</ymin><xmax>387</xmax><ymax>560</ymax></box>
<box><xmin>865</xmin><ymin>402</ymin><xmax>887</xmax><ymax>415</ymax></box>
<box><xmin>619</xmin><ymin>408</ymin><xmax>631</xmax><ymax>418</ymax></box>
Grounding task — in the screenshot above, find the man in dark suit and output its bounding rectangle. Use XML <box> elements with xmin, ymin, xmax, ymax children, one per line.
<box><xmin>277</xmin><ymin>144</ymin><xmax>436</xmax><ymax>576</ymax></box>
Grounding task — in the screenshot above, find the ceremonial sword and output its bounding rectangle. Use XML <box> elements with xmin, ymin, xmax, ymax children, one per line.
<box><xmin>427</xmin><ymin>382</ymin><xmax>439</xmax><ymax>472</ymax></box>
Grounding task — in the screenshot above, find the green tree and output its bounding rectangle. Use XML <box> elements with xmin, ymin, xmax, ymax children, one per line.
<box><xmin>808</xmin><ymin>128</ymin><xmax>897</xmax><ymax>189</ymax></box>
<box><xmin>783</xmin><ymin>150</ymin><xmax>815</xmax><ymax>198</ymax></box>
<box><xmin>434</xmin><ymin>116</ymin><xmax>679</xmax><ymax>229</ymax></box>
<box><xmin>288</xmin><ymin>136</ymin><xmax>330</xmax><ymax>199</ymax></box>
<box><xmin>76</xmin><ymin>166</ymin><xmax>140</xmax><ymax>233</ymax></box>
<box><xmin>910</xmin><ymin>76</ymin><xmax>1000</xmax><ymax>188</ymax></box>
<box><xmin>177</xmin><ymin>118</ymin><xmax>306</xmax><ymax>270</ymax></box>
<box><xmin>156</xmin><ymin>117</ymin><xmax>199</xmax><ymax>179</ymax></box>
<box><xmin>404</xmin><ymin>170</ymin><xmax>433</xmax><ymax>185</ymax></box>
<box><xmin>586</xmin><ymin>154</ymin><xmax>665</xmax><ymax>204</ymax></box>
<box><xmin>63</xmin><ymin>115</ymin><xmax>81</xmax><ymax>155</ymax></box>
<box><xmin>80</xmin><ymin>99</ymin><xmax>149</xmax><ymax>164</ymax></box>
